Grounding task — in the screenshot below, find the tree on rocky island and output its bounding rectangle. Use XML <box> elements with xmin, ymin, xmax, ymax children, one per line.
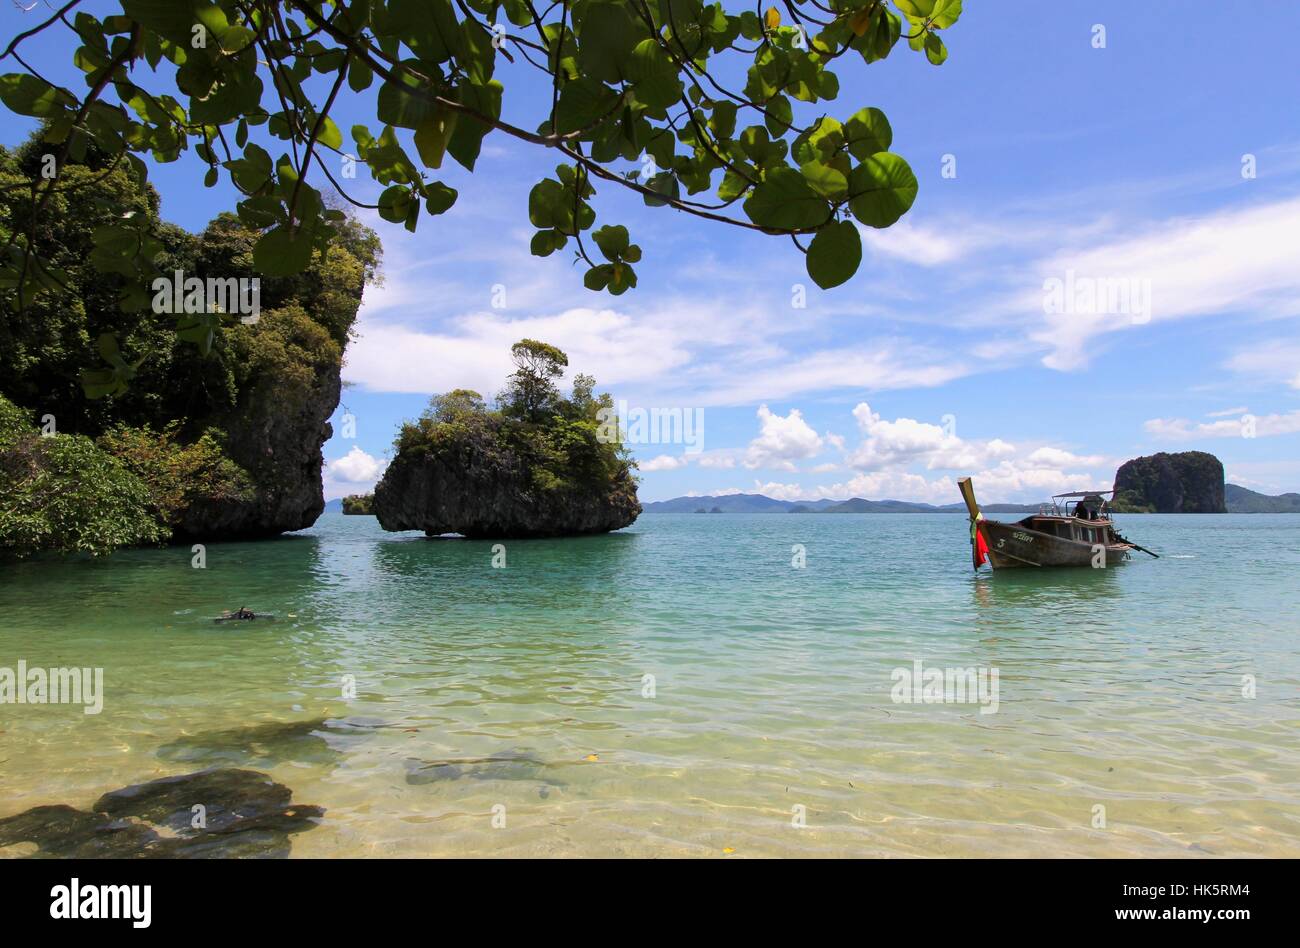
<box><xmin>503</xmin><ymin>339</ymin><xmax>569</xmax><ymax>423</ymax></box>
<box><xmin>374</xmin><ymin>340</ymin><xmax>639</xmax><ymax>538</ymax></box>
<box><xmin>0</xmin><ymin>0</ymin><xmax>962</xmax><ymax>394</ymax></box>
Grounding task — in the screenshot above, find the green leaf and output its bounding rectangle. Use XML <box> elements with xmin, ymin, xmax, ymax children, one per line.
<box><xmin>592</xmin><ymin>224</ymin><xmax>630</xmax><ymax>262</ymax></box>
<box><xmin>253</xmin><ymin>225</ymin><xmax>314</xmax><ymax>276</ymax></box>
<box><xmin>425</xmin><ymin>182</ymin><xmax>458</xmax><ymax>215</ymax></box>
<box><xmin>848</xmin><ymin>153</ymin><xmax>918</xmax><ymax>228</ymax></box>
<box><xmin>642</xmin><ymin>171</ymin><xmax>680</xmax><ymax>207</ymax></box>
<box><xmin>413</xmin><ymin>107</ymin><xmax>457</xmax><ymax>168</ymax></box>
<box><xmin>377</xmin><ymin>185</ymin><xmax>414</xmax><ymax>223</ymax></box>
<box><xmin>348</xmin><ymin>58</ymin><xmax>374</xmax><ymax>92</ymax></box>
<box><xmin>577</xmin><ymin>3</ymin><xmax>641</xmax><ymax>84</ymax></box>
<box><xmin>0</xmin><ymin>74</ymin><xmax>75</xmax><ymax>118</ymax></box>
<box><xmin>805</xmin><ymin>220</ymin><xmax>862</xmax><ymax>289</ymax></box>
<box><xmin>530</xmin><ymin>229</ymin><xmax>567</xmax><ymax>257</ymax></box>
<box><xmin>709</xmin><ymin>101</ymin><xmax>738</xmax><ymax>140</ymax></box>
<box><xmin>792</xmin><ymin>117</ymin><xmax>844</xmax><ymax>166</ymax></box>
<box><xmin>764</xmin><ymin>95</ymin><xmax>793</xmax><ymax>137</ymax></box>
<box><xmin>743</xmin><ymin>166</ymin><xmax>828</xmax><ymax>230</ymax></box>
<box><xmin>120</xmin><ymin>0</ymin><xmax>199</xmax><ymax>46</ymax></box>
<box><xmin>528</xmin><ymin>178</ymin><xmax>571</xmax><ymax>230</ymax></box>
<box><xmin>892</xmin><ymin>0</ymin><xmax>936</xmax><ymax>17</ymax></box>
<box><xmin>844</xmin><ymin>108</ymin><xmax>893</xmax><ymax>161</ymax></box>
<box><xmin>447</xmin><ymin>79</ymin><xmax>502</xmax><ymax>171</ymax></box>
<box><xmin>317</xmin><ymin>116</ymin><xmax>343</xmax><ymax>151</ymax></box>
<box><xmin>929</xmin><ymin>0</ymin><xmax>963</xmax><ymax>29</ymax></box>
<box><xmin>716</xmin><ymin>169</ymin><xmax>750</xmax><ymax>202</ymax></box>
<box><xmin>800</xmin><ymin>160</ymin><xmax>848</xmax><ymax>200</ymax></box>
<box><xmin>924</xmin><ymin>33</ymin><xmax>948</xmax><ymax>65</ymax></box>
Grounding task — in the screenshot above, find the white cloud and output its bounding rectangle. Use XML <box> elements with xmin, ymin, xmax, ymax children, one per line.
<box><xmin>698</xmin><ymin>454</ymin><xmax>737</xmax><ymax>469</ymax></box>
<box><xmin>1025</xmin><ymin>446</ymin><xmax>1106</xmax><ymax>468</ymax></box>
<box><xmin>327</xmin><ymin>447</ymin><xmax>387</xmax><ymax>483</ymax></box>
<box><xmin>345</xmin><ymin>307</ymin><xmax>691</xmax><ymax>396</ymax></box>
<box><xmin>1225</xmin><ymin>344</ymin><xmax>1300</xmax><ymax>390</ymax></box>
<box><xmin>322</xmin><ymin>447</ymin><xmax>389</xmax><ymax>501</ymax></box>
<box><xmin>697</xmin><ymin>344</ymin><xmax>969</xmax><ymax>406</ymax></box>
<box><xmin>847</xmin><ymin>402</ymin><xmax>1016</xmax><ymax>471</ymax></box>
<box><xmin>712</xmin><ymin>400</ymin><xmax>1114</xmax><ymax>504</ymax></box>
<box><xmin>640</xmin><ymin>454</ymin><xmax>690</xmax><ymax>472</ymax></box>
<box><xmin>857</xmin><ymin>219</ymin><xmax>972</xmax><ymax>267</ymax></box>
<box><xmin>1144</xmin><ymin>409</ymin><xmax>1300</xmax><ymax>440</ymax></box>
<box><xmin>1031</xmin><ymin>197</ymin><xmax>1300</xmax><ymax>369</ymax></box>
<box><xmin>744</xmin><ymin>405</ymin><xmax>824</xmax><ymax>470</ymax></box>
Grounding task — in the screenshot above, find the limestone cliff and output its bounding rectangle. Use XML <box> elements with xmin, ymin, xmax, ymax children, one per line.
<box><xmin>1113</xmin><ymin>452</ymin><xmax>1226</xmax><ymax>513</ymax></box>
<box><xmin>375</xmin><ymin>450</ymin><xmax>640</xmax><ymax>538</ymax></box>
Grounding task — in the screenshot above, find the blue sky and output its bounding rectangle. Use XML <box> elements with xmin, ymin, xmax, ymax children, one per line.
<box><xmin>6</xmin><ymin>1</ymin><xmax>1299</xmax><ymax>502</ymax></box>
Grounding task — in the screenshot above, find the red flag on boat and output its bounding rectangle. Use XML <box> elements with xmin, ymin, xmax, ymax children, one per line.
<box><xmin>972</xmin><ymin>519</ymin><xmax>989</xmax><ymax>568</ymax></box>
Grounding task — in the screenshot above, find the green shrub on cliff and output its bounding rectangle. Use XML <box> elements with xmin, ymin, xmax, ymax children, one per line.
<box><xmin>0</xmin><ymin>395</ymin><xmax>166</xmax><ymax>558</ymax></box>
<box><xmin>97</xmin><ymin>424</ymin><xmax>255</xmax><ymax>529</ymax></box>
<box><xmin>394</xmin><ymin>342</ymin><xmax>633</xmax><ymax>498</ymax></box>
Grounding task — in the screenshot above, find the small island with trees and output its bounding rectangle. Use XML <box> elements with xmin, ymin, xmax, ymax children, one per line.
<box><xmin>374</xmin><ymin>340</ymin><xmax>640</xmax><ymax>538</ymax></box>
<box><xmin>341</xmin><ymin>494</ymin><xmax>374</xmax><ymax>515</ymax></box>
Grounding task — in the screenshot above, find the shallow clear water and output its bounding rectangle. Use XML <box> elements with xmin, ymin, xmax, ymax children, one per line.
<box><xmin>1</xmin><ymin>512</ymin><xmax>1297</xmax><ymax>857</ymax></box>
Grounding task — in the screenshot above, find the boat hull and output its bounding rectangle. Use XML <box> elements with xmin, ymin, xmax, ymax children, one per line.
<box><xmin>979</xmin><ymin>519</ymin><xmax>1131</xmax><ymax>569</ymax></box>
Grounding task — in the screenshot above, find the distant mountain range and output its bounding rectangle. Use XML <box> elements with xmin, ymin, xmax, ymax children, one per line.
<box><xmin>640</xmin><ymin>493</ymin><xmax>1039</xmax><ymax>514</ymax></box>
<box><xmin>326</xmin><ymin>485</ymin><xmax>1298</xmax><ymax>516</ymax></box>
<box><xmin>642</xmin><ymin>485</ymin><xmax>1300</xmax><ymax>514</ymax></box>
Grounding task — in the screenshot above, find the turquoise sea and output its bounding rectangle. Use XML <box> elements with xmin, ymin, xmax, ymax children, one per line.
<box><xmin>1</xmin><ymin>512</ymin><xmax>1298</xmax><ymax>857</ymax></box>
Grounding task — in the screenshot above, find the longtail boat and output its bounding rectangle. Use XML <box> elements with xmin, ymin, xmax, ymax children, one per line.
<box><xmin>956</xmin><ymin>478</ymin><xmax>1157</xmax><ymax>569</ymax></box>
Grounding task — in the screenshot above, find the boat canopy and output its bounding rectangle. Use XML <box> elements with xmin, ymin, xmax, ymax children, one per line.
<box><xmin>1040</xmin><ymin>490</ymin><xmax>1114</xmax><ymax>519</ymax></box>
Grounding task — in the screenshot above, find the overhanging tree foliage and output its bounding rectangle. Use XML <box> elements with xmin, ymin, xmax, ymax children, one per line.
<box><xmin>0</xmin><ymin>0</ymin><xmax>961</xmax><ymax>395</ymax></box>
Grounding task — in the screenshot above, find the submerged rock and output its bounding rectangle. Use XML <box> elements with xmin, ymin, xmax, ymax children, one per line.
<box><xmin>0</xmin><ymin>769</ymin><xmax>323</xmax><ymax>859</ymax></box>
<box><xmin>405</xmin><ymin>749</ymin><xmax>565</xmax><ymax>790</ymax></box>
<box><xmin>0</xmin><ymin>804</ymin><xmax>161</xmax><ymax>858</ymax></box>
<box><xmin>155</xmin><ymin>716</ymin><xmax>383</xmax><ymax>768</ymax></box>
<box><xmin>1113</xmin><ymin>451</ymin><xmax>1226</xmax><ymax>513</ymax></box>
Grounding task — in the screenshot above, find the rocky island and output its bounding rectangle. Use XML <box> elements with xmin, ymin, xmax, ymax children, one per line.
<box><xmin>341</xmin><ymin>494</ymin><xmax>375</xmax><ymax>515</ymax></box>
<box><xmin>1112</xmin><ymin>451</ymin><xmax>1227</xmax><ymax>513</ymax></box>
<box><xmin>374</xmin><ymin>341</ymin><xmax>640</xmax><ymax>538</ymax></box>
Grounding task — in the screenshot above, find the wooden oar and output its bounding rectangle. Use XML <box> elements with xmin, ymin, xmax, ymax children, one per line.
<box><xmin>1116</xmin><ymin>534</ymin><xmax>1159</xmax><ymax>558</ymax></box>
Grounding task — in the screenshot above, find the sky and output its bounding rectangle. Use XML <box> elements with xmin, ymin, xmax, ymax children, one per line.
<box><xmin>5</xmin><ymin>1</ymin><xmax>1300</xmax><ymax>503</ymax></box>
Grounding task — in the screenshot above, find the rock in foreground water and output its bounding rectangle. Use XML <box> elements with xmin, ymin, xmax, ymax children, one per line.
<box><xmin>0</xmin><ymin>768</ymin><xmax>323</xmax><ymax>859</ymax></box>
